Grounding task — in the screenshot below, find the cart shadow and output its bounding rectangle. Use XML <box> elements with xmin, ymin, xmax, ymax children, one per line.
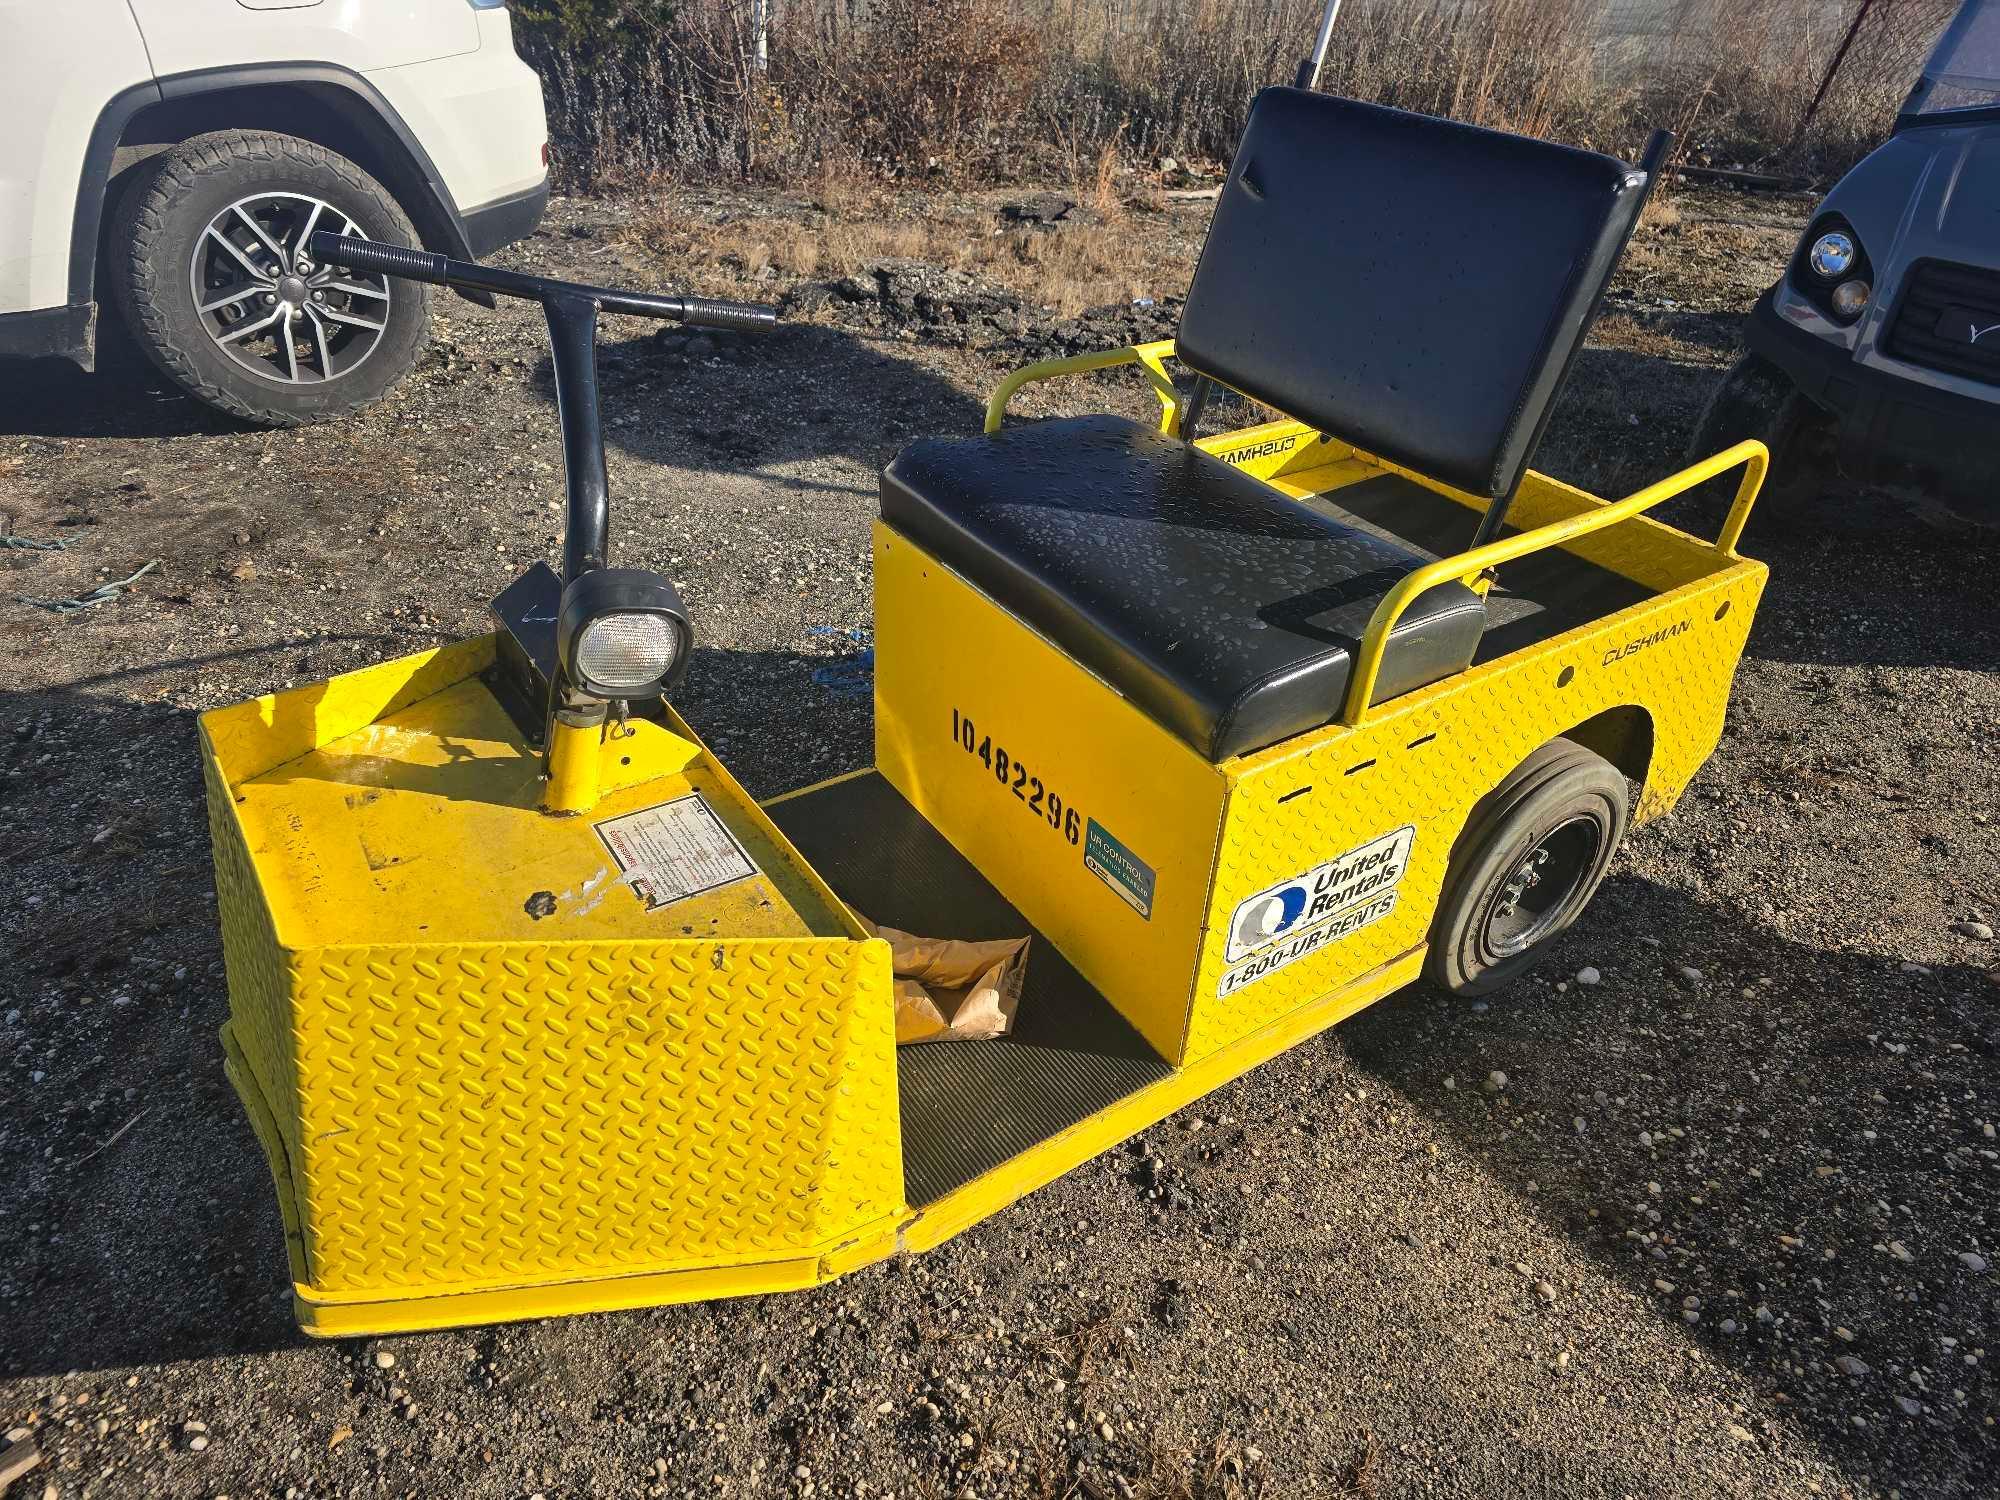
<box><xmin>0</xmin><ymin>684</ymin><xmax>290</xmax><ymax>1378</ymax></box>
<box><xmin>1334</xmin><ymin>875</ymin><xmax>1998</xmax><ymax>1491</ymax></box>
<box><xmin>527</xmin><ymin>320</ymin><xmax>992</xmax><ymax>484</ymax></box>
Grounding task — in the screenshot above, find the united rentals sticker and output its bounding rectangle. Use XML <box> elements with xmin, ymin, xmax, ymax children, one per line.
<box><xmin>1218</xmin><ymin>826</ymin><xmax>1414</xmax><ymax>996</ymax></box>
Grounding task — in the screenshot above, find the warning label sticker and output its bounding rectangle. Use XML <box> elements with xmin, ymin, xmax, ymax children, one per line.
<box><xmin>594</xmin><ymin>793</ymin><xmax>759</xmax><ymax>911</ymax></box>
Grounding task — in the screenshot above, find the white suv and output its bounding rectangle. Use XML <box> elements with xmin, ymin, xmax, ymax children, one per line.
<box><xmin>0</xmin><ymin>0</ymin><xmax>549</xmax><ymax>425</ymax></box>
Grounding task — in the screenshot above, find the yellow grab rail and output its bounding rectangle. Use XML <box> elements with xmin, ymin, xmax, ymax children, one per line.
<box><xmin>984</xmin><ymin>340</ymin><xmax>1182</xmax><ymax>435</ymax></box>
<box><xmin>1339</xmin><ymin>439</ymin><xmax>1769</xmax><ymax>727</ymax></box>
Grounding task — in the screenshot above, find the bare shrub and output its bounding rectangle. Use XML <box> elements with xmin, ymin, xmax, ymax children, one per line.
<box><xmin>519</xmin><ymin>0</ymin><xmax>1957</xmax><ymax>191</ymax></box>
<box><xmin>1083</xmin><ymin>134</ymin><xmax>1127</xmax><ymax>222</ymax></box>
<box><xmin>835</xmin><ymin>0</ymin><xmax>1041</xmax><ymax>174</ymax></box>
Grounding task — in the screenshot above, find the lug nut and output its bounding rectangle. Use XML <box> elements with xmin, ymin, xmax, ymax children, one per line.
<box><xmin>263</xmin><ymin>291</ymin><xmax>278</xmax><ymax>304</ymax></box>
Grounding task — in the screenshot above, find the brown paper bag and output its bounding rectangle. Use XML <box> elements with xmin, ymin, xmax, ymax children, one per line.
<box><xmin>859</xmin><ymin>916</ymin><xmax>1030</xmax><ymax>1045</ymax></box>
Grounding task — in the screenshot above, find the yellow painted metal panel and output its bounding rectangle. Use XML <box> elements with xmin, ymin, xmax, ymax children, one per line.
<box><xmin>227</xmin><ymin>675</ymin><xmax>841</xmax><ymax>949</ymax></box>
<box><xmin>1239</xmin><ymin>417</ymin><xmax>1756</xmax><ymax>597</ymax></box>
<box><xmin>203</xmin><ymin>635</ymin><xmax>497</xmax><ymax>785</ymax></box>
<box><xmin>1193</xmin><ymin>419</ymin><xmax>1353</xmax><ymax>481</ymax></box>
<box><xmin>204</xmin><ymin>641</ymin><xmax>909</xmax><ymax>1331</ymax></box>
<box><xmin>285</xmin><ymin>935</ymin><xmax>902</xmax><ymax>1296</ymax></box>
<box><xmin>220</xmin><ymin>1021</ymin><xmax>309</xmax><ymax>1286</ymax></box>
<box><xmin>1336</xmin><ymin>442</ymin><xmax>1766</xmax><ymax>725</ymax></box>
<box><xmin>871</xmin><ymin>522</ymin><xmax>1226</xmax><ymax>1063</ymax></box>
<box><xmin>205</xmin><ymin>734</ymin><xmax>308</xmax><ymax>1173</ymax></box>
<box><xmin>291</xmin><ymin>1213</ymin><xmax>906</xmax><ymax>1339</ymax></box>
<box><xmin>1183</xmin><ymin>564</ymin><xmax>1767</xmax><ymax>1062</ymax></box>
<box><xmin>1503</xmin><ymin>469</ymin><xmax>1731</xmax><ymax>594</ymax></box>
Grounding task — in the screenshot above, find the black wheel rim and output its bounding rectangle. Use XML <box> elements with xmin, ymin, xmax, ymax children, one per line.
<box><xmin>187</xmin><ymin>193</ymin><xmax>392</xmax><ymax>386</ymax></box>
<box><xmin>1485</xmin><ymin>814</ymin><xmax>1601</xmax><ymax>958</ymax></box>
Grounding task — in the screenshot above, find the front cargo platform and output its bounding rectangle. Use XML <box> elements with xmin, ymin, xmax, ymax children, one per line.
<box><xmin>768</xmin><ymin>770</ymin><xmax>1172</xmax><ymax>1206</ymax></box>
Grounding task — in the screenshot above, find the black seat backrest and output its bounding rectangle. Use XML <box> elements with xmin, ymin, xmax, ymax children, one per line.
<box><xmin>1177</xmin><ymin>88</ymin><xmax>1658</xmax><ymax>501</ymax></box>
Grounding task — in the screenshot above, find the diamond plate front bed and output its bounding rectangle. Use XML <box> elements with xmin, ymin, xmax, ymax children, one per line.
<box><xmin>202</xmin><ymin>637</ymin><xmax>906</xmax><ymax>1335</ymax></box>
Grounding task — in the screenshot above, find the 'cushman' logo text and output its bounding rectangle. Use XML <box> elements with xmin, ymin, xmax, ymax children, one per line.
<box><xmin>1603</xmin><ymin>618</ymin><xmax>1690</xmax><ymax>666</ymax></box>
<box><xmin>1218</xmin><ymin>434</ymin><xmax>1298</xmax><ymax>467</ymax></box>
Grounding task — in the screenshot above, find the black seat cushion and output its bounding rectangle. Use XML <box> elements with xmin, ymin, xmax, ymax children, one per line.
<box><xmin>881</xmin><ymin>415</ymin><xmax>1487</xmax><ymax>761</ymax></box>
<box><xmin>1177</xmin><ymin>88</ymin><xmax>1654</xmax><ymax>500</ymax></box>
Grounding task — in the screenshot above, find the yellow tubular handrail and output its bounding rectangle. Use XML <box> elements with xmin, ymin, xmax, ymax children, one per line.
<box><xmin>984</xmin><ymin>339</ymin><xmax>1182</xmax><ymax>434</ymax></box>
<box><xmin>1338</xmin><ymin>439</ymin><xmax>1769</xmax><ymax>727</ymax></box>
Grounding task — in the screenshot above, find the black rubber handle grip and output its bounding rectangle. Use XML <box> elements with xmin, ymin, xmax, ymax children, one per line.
<box><xmin>677</xmin><ymin>297</ymin><xmax>781</xmax><ymax>333</ymax></box>
<box><xmin>310</xmin><ymin>233</ymin><xmax>448</xmax><ymax>285</ymax></box>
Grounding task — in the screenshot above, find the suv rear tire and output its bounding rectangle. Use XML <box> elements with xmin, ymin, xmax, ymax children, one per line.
<box><xmin>110</xmin><ymin>129</ymin><xmax>429</xmax><ymax>426</ymax></box>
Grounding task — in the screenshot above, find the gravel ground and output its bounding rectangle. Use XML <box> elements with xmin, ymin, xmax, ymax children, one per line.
<box><xmin>2</xmin><ymin>186</ymin><xmax>1996</xmax><ymax>1500</ymax></box>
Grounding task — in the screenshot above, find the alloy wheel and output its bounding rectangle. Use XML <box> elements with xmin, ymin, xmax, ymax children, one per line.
<box><xmin>187</xmin><ymin>193</ymin><xmax>392</xmax><ymax>385</ymax></box>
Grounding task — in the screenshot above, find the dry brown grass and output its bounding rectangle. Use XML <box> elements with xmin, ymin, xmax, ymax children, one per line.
<box><xmin>628</xmin><ymin>186</ymin><xmax>1195</xmax><ymax>319</ymax></box>
<box><xmin>1083</xmin><ymin>136</ymin><xmax>1127</xmax><ymax>224</ymax></box>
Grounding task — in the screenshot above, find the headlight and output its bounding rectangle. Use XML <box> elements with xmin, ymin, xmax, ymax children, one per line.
<box><xmin>576</xmin><ymin>613</ymin><xmax>682</xmax><ymax>692</ymax></box>
<box><xmin>1830</xmin><ymin>279</ymin><xmax>1871</xmax><ymax>318</ymax></box>
<box><xmin>557</xmin><ymin>569</ymin><xmax>694</xmax><ymax>700</ymax></box>
<box><xmin>1809</xmin><ymin>232</ymin><xmax>1856</xmax><ymax>278</ymax></box>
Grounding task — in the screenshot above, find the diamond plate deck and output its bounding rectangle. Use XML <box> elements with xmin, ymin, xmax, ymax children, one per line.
<box><xmin>202</xmin><ymin>645</ymin><xmax>907</xmax><ymax>1331</ymax></box>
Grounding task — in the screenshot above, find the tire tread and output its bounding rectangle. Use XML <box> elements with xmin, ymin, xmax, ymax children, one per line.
<box><xmin>109</xmin><ymin>129</ymin><xmax>423</xmax><ymax>427</ymax></box>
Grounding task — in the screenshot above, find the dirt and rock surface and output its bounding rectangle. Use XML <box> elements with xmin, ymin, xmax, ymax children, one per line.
<box><xmin>2</xmin><ymin>185</ymin><xmax>1996</xmax><ymax>1500</ymax></box>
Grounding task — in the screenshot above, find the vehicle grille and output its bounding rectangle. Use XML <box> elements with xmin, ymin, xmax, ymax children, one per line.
<box><xmin>1885</xmin><ymin>259</ymin><xmax>2000</xmax><ymax>384</ymax></box>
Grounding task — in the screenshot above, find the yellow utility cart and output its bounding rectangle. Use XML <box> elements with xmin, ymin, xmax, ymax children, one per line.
<box><xmin>203</xmin><ymin>88</ymin><xmax>1768</xmax><ymax>1336</ymax></box>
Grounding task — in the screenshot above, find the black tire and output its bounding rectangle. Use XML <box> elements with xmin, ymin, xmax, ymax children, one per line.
<box><xmin>1683</xmin><ymin>352</ymin><xmax>1827</xmax><ymax>521</ymax></box>
<box><xmin>109</xmin><ymin>130</ymin><xmax>429</xmax><ymax>426</ymax></box>
<box><xmin>1424</xmin><ymin>738</ymin><xmax>1630</xmax><ymax>997</ymax></box>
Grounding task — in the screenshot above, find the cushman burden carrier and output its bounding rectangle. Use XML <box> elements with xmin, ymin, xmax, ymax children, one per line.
<box><xmin>203</xmin><ymin>20</ymin><xmax>1771</xmax><ymax>1336</ymax></box>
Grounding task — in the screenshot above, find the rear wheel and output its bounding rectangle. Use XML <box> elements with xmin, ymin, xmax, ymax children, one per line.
<box><xmin>1684</xmin><ymin>352</ymin><xmax>1828</xmax><ymax>522</ymax></box>
<box><xmin>110</xmin><ymin>130</ymin><xmax>429</xmax><ymax>426</ymax></box>
<box><xmin>1425</xmin><ymin>738</ymin><xmax>1630</xmax><ymax>996</ymax></box>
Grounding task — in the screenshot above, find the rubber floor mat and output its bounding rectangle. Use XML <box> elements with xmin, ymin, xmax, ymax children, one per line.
<box><xmin>768</xmin><ymin>771</ymin><xmax>1172</xmax><ymax>1205</ymax></box>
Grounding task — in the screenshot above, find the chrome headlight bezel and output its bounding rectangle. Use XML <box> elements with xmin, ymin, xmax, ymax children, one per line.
<box><xmin>1808</xmin><ymin>231</ymin><xmax>1856</xmax><ymax>279</ymax></box>
<box><xmin>1789</xmin><ymin>216</ymin><xmax>1874</xmax><ymax>325</ymax></box>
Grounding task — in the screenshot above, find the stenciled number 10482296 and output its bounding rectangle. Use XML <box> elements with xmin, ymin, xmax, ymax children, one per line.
<box><xmin>951</xmin><ymin>708</ymin><xmax>1081</xmax><ymax>845</ymax></box>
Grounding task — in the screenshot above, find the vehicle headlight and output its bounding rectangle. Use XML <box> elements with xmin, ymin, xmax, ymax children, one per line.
<box><xmin>1809</xmin><ymin>232</ymin><xmax>1856</xmax><ymax>279</ymax></box>
<box><xmin>1830</xmin><ymin>278</ymin><xmax>1871</xmax><ymax>318</ymax></box>
<box><xmin>557</xmin><ymin>569</ymin><xmax>694</xmax><ymax>700</ymax></box>
<box><xmin>576</xmin><ymin>613</ymin><xmax>682</xmax><ymax>691</ymax></box>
